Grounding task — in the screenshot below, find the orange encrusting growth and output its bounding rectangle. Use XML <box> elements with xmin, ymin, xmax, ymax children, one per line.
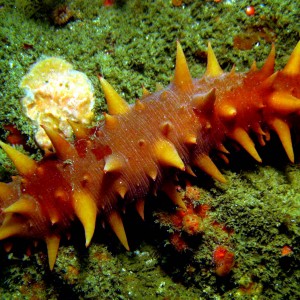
<box><xmin>0</xmin><ymin>41</ymin><xmax>299</xmax><ymax>270</ymax></box>
<box><xmin>213</xmin><ymin>245</ymin><xmax>235</xmax><ymax>276</ymax></box>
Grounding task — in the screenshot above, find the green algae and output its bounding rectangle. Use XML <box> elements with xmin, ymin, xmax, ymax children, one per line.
<box><xmin>0</xmin><ymin>0</ymin><xmax>300</xmax><ymax>299</ymax></box>
<box><xmin>1</xmin><ymin>0</ymin><xmax>299</xmax><ymax>148</ymax></box>
<box><xmin>207</xmin><ymin>164</ymin><xmax>299</xmax><ymax>299</ymax></box>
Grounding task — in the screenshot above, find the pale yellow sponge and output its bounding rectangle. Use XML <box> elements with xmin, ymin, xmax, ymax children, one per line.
<box><xmin>20</xmin><ymin>57</ymin><xmax>95</xmax><ymax>150</ymax></box>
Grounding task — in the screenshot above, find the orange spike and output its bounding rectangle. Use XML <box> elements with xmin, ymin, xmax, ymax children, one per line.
<box><xmin>252</xmin><ymin>122</ymin><xmax>266</xmax><ymax>136</ymax></box>
<box><xmin>0</xmin><ymin>141</ymin><xmax>37</xmax><ymax>176</ymax></box>
<box><xmin>162</xmin><ymin>181</ymin><xmax>187</xmax><ymax>209</ymax></box>
<box><xmin>217</xmin><ymin>104</ymin><xmax>237</xmax><ymax>122</ymax></box>
<box><xmin>104</xmin><ymin>113</ymin><xmax>118</xmax><ymax>130</ymax></box>
<box><xmin>173</xmin><ymin>41</ymin><xmax>193</xmax><ymax>89</ymax></box>
<box><xmin>257</xmin><ymin>134</ymin><xmax>266</xmax><ymax>147</ymax></box>
<box><xmin>99</xmin><ymin>77</ymin><xmax>130</xmax><ymax>115</ymax></box>
<box><xmin>145</xmin><ymin>166</ymin><xmax>158</xmax><ymax>181</ymax></box>
<box><xmin>104</xmin><ymin>154</ymin><xmax>124</xmax><ymax>173</ymax></box>
<box><xmin>108</xmin><ymin>211</ymin><xmax>129</xmax><ymax>250</ymax></box>
<box><xmin>115</xmin><ymin>181</ymin><xmax>128</xmax><ymax>198</ymax></box>
<box><xmin>134</xmin><ymin>99</ymin><xmax>145</xmax><ymax>111</ymax></box>
<box><xmin>268</xmin><ymin>91</ymin><xmax>300</xmax><ymax>115</ymax></box>
<box><xmin>0</xmin><ymin>182</ymin><xmax>14</xmax><ymax>201</ymax></box>
<box><xmin>250</xmin><ymin>60</ymin><xmax>257</xmax><ymax>72</ymax></box>
<box><xmin>184</xmin><ymin>134</ymin><xmax>197</xmax><ymax>145</ymax></box>
<box><xmin>218</xmin><ymin>153</ymin><xmax>230</xmax><ymax>164</ymax></box>
<box><xmin>4</xmin><ymin>196</ymin><xmax>36</xmax><ymax>216</ymax></box>
<box><xmin>193</xmin><ymin>154</ymin><xmax>226</xmax><ymax>183</ymax></box>
<box><xmin>261</xmin><ymin>72</ymin><xmax>278</xmax><ymax>89</ymax></box>
<box><xmin>229</xmin><ymin>127</ymin><xmax>262</xmax><ymax>162</ymax></box>
<box><xmin>72</xmin><ymin>190</ymin><xmax>97</xmax><ymax>247</ymax></box>
<box><xmin>141</xmin><ymin>86</ymin><xmax>150</xmax><ymax>98</ymax></box>
<box><xmin>260</xmin><ymin>43</ymin><xmax>275</xmax><ymax>77</ymax></box>
<box><xmin>205</xmin><ymin>42</ymin><xmax>223</xmax><ymax>77</ymax></box>
<box><xmin>135</xmin><ymin>198</ymin><xmax>145</xmax><ymax>220</ymax></box>
<box><xmin>45</xmin><ymin>234</ymin><xmax>60</xmax><ymax>270</ymax></box>
<box><xmin>42</xmin><ymin>125</ymin><xmax>76</xmax><ymax>160</ymax></box>
<box><xmin>0</xmin><ymin>221</ymin><xmax>25</xmax><ymax>240</ymax></box>
<box><xmin>282</xmin><ymin>41</ymin><xmax>300</xmax><ymax>75</ymax></box>
<box><xmin>217</xmin><ymin>143</ymin><xmax>230</xmax><ymax>154</ymax></box>
<box><xmin>229</xmin><ymin>65</ymin><xmax>236</xmax><ymax>76</ymax></box>
<box><xmin>153</xmin><ymin>139</ymin><xmax>185</xmax><ymax>170</ymax></box>
<box><xmin>68</xmin><ymin>120</ymin><xmax>89</xmax><ymax>139</ymax></box>
<box><xmin>185</xmin><ymin>164</ymin><xmax>196</xmax><ymax>177</ymax></box>
<box><xmin>269</xmin><ymin>118</ymin><xmax>294</xmax><ymax>163</ymax></box>
<box><xmin>48</xmin><ymin>209</ymin><xmax>60</xmax><ymax>226</ymax></box>
<box><xmin>192</xmin><ymin>88</ymin><xmax>216</xmax><ymax>114</ymax></box>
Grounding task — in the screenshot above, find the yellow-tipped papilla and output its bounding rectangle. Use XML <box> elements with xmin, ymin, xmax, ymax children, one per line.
<box><xmin>73</xmin><ymin>190</ymin><xmax>97</xmax><ymax>247</ymax></box>
<box><xmin>0</xmin><ymin>182</ymin><xmax>15</xmax><ymax>201</ymax></box>
<box><xmin>0</xmin><ymin>141</ymin><xmax>37</xmax><ymax>176</ymax></box>
<box><xmin>108</xmin><ymin>210</ymin><xmax>129</xmax><ymax>250</ymax></box>
<box><xmin>135</xmin><ymin>198</ymin><xmax>145</xmax><ymax>220</ymax></box>
<box><xmin>42</xmin><ymin>125</ymin><xmax>76</xmax><ymax>160</ymax></box>
<box><xmin>282</xmin><ymin>41</ymin><xmax>300</xmax><ymax>76</ymax></box>
<box><xmin>228</xmin><ymin>127</ymin><xmax>262</xmax><ymax>162</ymax></box>
<box><xmin>3</xmin><ymin>196</ymin><xmax>36</xmax><ymax>216</ymax></box>
<box><xmin>162</xmin><ymin>181</ymin><xmax>187</xmax><ymax>209</ymax></box>
<box><xmin>153</xmin><ymin>139</ymin><xmax>185</xmax><ymax>171</ymax></box>
<box><xmin>45</xmin><ymin>234</ymin><xmax>61</xmax><ymax>270</ymax></box>
<box><xmin>205</xmin><ymin>42</ymin><xmax>223</xmax><ymax>77</ymax></box>
<box><xmin>0</xmin><ymin>218</ymin><xmax>25</xmax><ymax>240</ymax></box>
<box><xmin>173</xmin><ymin>41</ymin><xmax>193</xmax><ymax>89</ymax></box>
<box><xmin>104</xmin><ymin>154</ymin><xmax>124</xmax><ymax>173</ymax></box>
<box><xmin>268</xmin><ymin>91</ymin><xmax>300</xmax><ymax>115</ymax></box>
<box><xmin>99</xmin><ymin>77</ymin><xmax>130</xmax><ymax>115</ymax></box>
<box><xmin>269</xmin><ymin>118</ymin><xmax>294</xmax><ymax>163</ymax></box>
<box><xmin>68</xmin><ymin>120</ymin><xmax>90</xmax><ymax>139</ymax></box>
<box><xmin>260</xmin><ymin>43</ymin><xmax>275</xmax><ymax>77</ymax></box>
<box><xmin>193</xmin><ymin>154</ymin><xmax>226</xmax><ymax>183</ymax></box>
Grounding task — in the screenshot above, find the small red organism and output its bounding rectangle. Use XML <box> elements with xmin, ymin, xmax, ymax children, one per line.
<box><xmin>185</xmin><ymin>185</ymin><xmax>201</xmax><ymax>201</ymax></box>
<box><xmin>182</xmin><ymin>213</ymin><xmax>203</xmax><ymax>235</ymax></box>
<box><xmin>213</xmin><ymin>245</ymin><xmax>235</xmax><ymax>276</ymax></box>
<box><xmin>161</xmin><ymin>187</ymin><xmax>217</xmax><ymax>238</ymax></box>
<box><xmin>281</xmin><ymin>245</ymin><xmax>293</xmax><ymax>256</ymax></box>
<box><xmin>169</xmin><ymin>233</ymin><xmax>188</xmax><ymax>252</ymax></box>
<box><xmin>170</xmin><ymin>204</ymin><xmax>205</xmax><ymax>235</ymax></box>
<box><xmin>195</xmin><ymin>203</ymin><xmax>210</xmax><ymax>219</ymax></box>
<box><xmin>246</xmin><ymin>6</ymin><xmax>255</xmax><ymax>16</ymax></box>
<box><xmin>3</xmin><ymin>125</ymin><xmax>27</xmax><ymax>146</ymax></box>
<box><xmin>172</xmin><ymin>0</ymin><xmax>183</xmax><ymax>6</ymax></box>
<box><xmin>104</xmin><ymin>0</ymin><xmax>114</xmax><ymax>6</ymax></box>
<box><xmin>23</xmin><ymin>43</ymin><xmax>34</xmax><ymax>50</ymax></box>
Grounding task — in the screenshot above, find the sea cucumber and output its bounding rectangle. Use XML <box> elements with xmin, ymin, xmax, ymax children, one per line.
<box><xmin>0</xmin><ymin>41</ymin><xmax>299</xmax><ymax>270</ymax></box>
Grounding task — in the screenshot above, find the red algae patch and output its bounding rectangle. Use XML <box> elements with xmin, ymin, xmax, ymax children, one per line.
<box><xmin>20</xmin><ymin>57</ymin><xmax>95</xmax><ymax>150</ymax></box>
<box><xmin>213</xmin><ymin>245</ymin><xmax>235</xmax><ymax>276</ymax></box>
<box><xmin>281</xmin><ymin>245</ymin><xmax>293</xmax><ymax>256</ymax></box>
